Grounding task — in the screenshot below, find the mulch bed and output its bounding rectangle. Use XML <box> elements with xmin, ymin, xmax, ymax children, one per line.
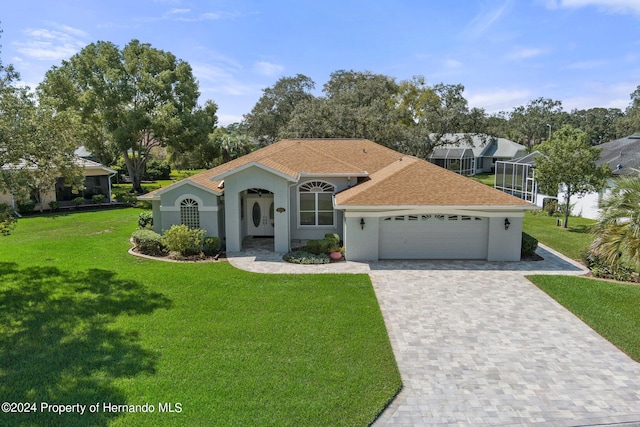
<box><xmin>129</xmin><ymin>247</ymin><xmax>227</xmax><ymax>263</ymax></box>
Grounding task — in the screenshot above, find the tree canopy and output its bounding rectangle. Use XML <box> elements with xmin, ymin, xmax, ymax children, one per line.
<box><xmin>0</xmin><ymin>28</ymin><xmax>82</xmax><ymax>226</ymax></box>
<box><xmin>244</xmin><ymin>74</ymin><xmax>315</xmax><ymax>145</ymax></box>
<box><xmin>535</xmin><ymin>125</ymin><xmax>610</xmax><ymax>228</ymax></box>
<box><xmin>39</xmin><ymin>39</ymin><xmax>217</xmax><ymax>194</ymax></box>
<box><xmin>247</xmin><ymin>71</ymin><xmax>487</xmax><ymax>157</ymax></box>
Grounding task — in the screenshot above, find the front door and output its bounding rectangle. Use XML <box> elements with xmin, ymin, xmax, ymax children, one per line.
<box><xmin>247</xmin><ymin>197</ymin><xmax>274</xmax><ymax>236</ymax></box>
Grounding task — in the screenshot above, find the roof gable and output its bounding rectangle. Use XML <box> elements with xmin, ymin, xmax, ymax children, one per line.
<box><xmin>596</xmin><ymin>133</ymin><xmax>640</xmax><ymax>175</ymax></box>
<box><xmin>336</xmin><ymin>155</ymin><xmax>533</xmax><ymax>208</ymax></box>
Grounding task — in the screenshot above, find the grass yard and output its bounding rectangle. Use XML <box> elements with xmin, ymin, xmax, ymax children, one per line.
<box><xmin>470</xmin><ymin>172</ymin><xmax>495</xmax><ymax>186</ymax></box>
<box><xmin>0</xmin><ymin>209</ymin><xmax>401</xmax><ymax>426</ymax></box>
<box><xmin>113</xmin><ymin>169</ymin><xmax>206</xmax><ymax>194</ymax></box>
<box><xmin>529</xmin><ymin>275</ymin><xmax>640</xmax><ymax>362</ymax></box>
<box><xmin>522</xmin><ymin>211</ymin><xmax>596</xmax><ymax>260</ymax></box>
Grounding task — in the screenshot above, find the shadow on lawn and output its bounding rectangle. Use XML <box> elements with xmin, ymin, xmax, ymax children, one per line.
<box><xmin>568</xmin><ymin>224</ymin><xmax>593</xmax><ymax>234</ymax></box>
<box><xmin>0</xmin><ymin>262</ymin><xmax>171</xmax><ymax>426</ymax></box>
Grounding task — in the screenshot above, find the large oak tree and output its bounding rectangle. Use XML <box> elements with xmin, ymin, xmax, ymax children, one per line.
<box><xmin>39</xmin><ymin>39</ymin><xmax>217</xmax><ymax>194</ymax></box>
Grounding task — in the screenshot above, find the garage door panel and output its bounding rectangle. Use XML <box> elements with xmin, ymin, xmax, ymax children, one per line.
<box><xmin>379</xmin><ymin>215</ymin><xmax>488</xmax><ymax>259</ymax></box>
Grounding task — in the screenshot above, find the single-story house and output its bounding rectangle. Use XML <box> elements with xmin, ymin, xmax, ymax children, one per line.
<box><xmin>0</xmin><ymin>155</ymin><xmax>116</xmax><ymax>211</ymax></box>
<box><xmin>494</xmin><ymin>134</ymin><xmax>640</xmax><ymax>220</ymax></box>
<box><xmin>494</xmin><ymin>151</ymin><xmax>556</xmax><ymax>207</ymax></box>
<box><xmin>559</xmin><ymin>133</ymin><xmax>640</xmax><ymax>219</ymax></box>
<box><xmin>428</xmin><ymin>134</ymin><xmax>527</xmax><ymax>176</ymax></box>
<box><xmin>140</xmin><ymin>138</ymin><xmax>534</xmax><ymax>262</ymax></box>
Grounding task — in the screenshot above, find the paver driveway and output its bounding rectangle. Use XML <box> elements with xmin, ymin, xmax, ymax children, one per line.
<box><xmin>228</xmin><ymin>241</ymin><xmax>640</xmax><ymax>426</ymax></box>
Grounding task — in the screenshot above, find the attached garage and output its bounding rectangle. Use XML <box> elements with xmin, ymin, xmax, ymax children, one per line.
<box><xmin>378</xmin><ymin>214</ymin><xmax>489</xmax><ymax>259</ymax></box>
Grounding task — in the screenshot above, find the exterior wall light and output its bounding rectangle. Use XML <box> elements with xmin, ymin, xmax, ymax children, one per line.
<box><xmin>504</xmin><ymin>218</ymin><xmax>510</xmax><ymax>230</ymax></box>
<box><xmin>360</xmin><ymin>218</ymin><xmax>366</xmax><ymax>230</ymax></box>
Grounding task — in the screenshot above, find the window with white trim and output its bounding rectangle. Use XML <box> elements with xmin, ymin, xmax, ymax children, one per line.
<box><xmin>298</xmin><ymin>181</ymin><xmax>335</xmax><ymax>226</ymax></box>
<box><xmin>180</xmin><ymin>198</ymin><xmax>200</xmax><ymax>228</ymax></box>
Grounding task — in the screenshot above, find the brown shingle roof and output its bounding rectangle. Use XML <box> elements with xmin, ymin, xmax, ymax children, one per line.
<box><xmin>335</xmin><ymin>155</ymin><xmax>533</xmax><ymax>208</ymax></box>
<box><xmin>141</xmin><ymin>138</ymin><xmax>533</xmax><ymax>208</ymax></box>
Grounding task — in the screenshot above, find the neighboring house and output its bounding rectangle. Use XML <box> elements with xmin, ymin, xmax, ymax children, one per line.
<box><xmin>0</xmin><ymin>154</ymin><xmax>116</xmax><ymax>211</ymax></box>
<box><xmin>427</xmin><ymin>134</ymin><xmax>527</xmax><ymax>176</ymax></box>
<box><xmin>559</xmin><ymin>133</ymin><xmax>640</xmax><ymax>219</ymax></box>
<box><xmin>140</xmin><ymin>138</ymin><xmax>534</xmax><ymax>262</ymax></box>
<box><xmin>494</xmin><ymin>151</ymin><xmax>555</xmax><ymax>207</ymax></box>
<box><xmin>494</xmin><ymin>134</ymin><xmax>640</xmax><ymax>220</ymax></box>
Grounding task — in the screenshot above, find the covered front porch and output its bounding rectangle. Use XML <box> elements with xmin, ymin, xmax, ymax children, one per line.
<box><xmin>221</xmin><ymin>164</ymin><xmax>293</xmax><ymax>253</ymax></box>
<box><xmin>234</xmin><ymin>236</ymin><xmax>310</xmax><ymax>255</ymax></box>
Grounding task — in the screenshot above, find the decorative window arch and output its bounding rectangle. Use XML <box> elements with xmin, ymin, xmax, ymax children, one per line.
<box><xmin>180</xmin><ymin>197</ymin><xmax>200</xmax><ymax>229</ymax></box>
<box><xmin>298</xmin><ymin>181</ymin><xmax>335</xmax><ymax>227</ymax></box>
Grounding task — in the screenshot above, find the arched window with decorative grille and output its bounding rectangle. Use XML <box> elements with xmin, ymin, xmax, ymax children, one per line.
<box><xmin>180</xmin><ymin>197</ymin><xmax>200</xmax><ymax>229</ymax></box>
<box><xmin>298</xmin><ymin>181</ymin><xmax>335</xmax><ymax>227</ymax></box>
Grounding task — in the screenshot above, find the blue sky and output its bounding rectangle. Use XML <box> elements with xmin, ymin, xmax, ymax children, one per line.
<box><xmin>3</xmin><ymin>0</ymin><xmax>640</xmax><ymax>125</ymax></box>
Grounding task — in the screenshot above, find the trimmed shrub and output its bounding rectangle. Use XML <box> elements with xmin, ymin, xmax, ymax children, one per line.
<box><xmin>138</xmin><ymin>211</ymin><xmax>154</xmax><ymax>229</ymax></box>
<box><xmin>203</xmin><ymin>236</ymin><xmax>221</xmax><ymax>256</ymax></box>
<box><xmin>581</xmin><ymin>246</ymin><xmax>639</xmax><ymax>282</ymax></box>
<box><xmin>283</xmin><ymin>250</ymin><xmax>331</xmax><ymax>264</ymax></box>
<box><xmin>521</xmin><ymin>232</ymin><xmax>538</xmax><ymax>257</ymax></box>
<box><xmin>92</xmin><ymin>194</ymin><xmax>105</xmax><ymax>204</ymax></box>
<box><xmin>305</xmin><ymin>238</ymin><xmax>334</xmax><ymax>255</ymax></box>
<box><xmin>17</xmin><ymin>199</ymin><xmax>35</xmax><ymax>214</ymax></box>
<box><xmin>162</xmin><ymin>224</ymin><xmax>205</xmax><ymax>256</ymax></box>
<box><xmin>114</xmin><ymin>191</ymin><xmax>138</xmax><ymax>206</ymax></box>
<box><xmin>324</xmin><ymin>233</ymin><xmax>340</xmax><ymax>243</ymax></box>
<box><xmin>73</xmin><ymin>197</ymin><xmax>85</xmax><ymax>207</ymax></box>
<box><xmin>131</xmin><ymin>229</ymin><xmax>166</xmax><ymax>256</ymax></box>
<box><xmin>48</xmin><ymin>200</ymin><xmax>59</xmax><ymax>211</ymax></box>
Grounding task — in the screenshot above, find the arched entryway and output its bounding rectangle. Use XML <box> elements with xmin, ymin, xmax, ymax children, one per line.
<box><xmin>245</xmin><ymin>189</ymin><xmax>274</xmax><ymax>237</ymax></box>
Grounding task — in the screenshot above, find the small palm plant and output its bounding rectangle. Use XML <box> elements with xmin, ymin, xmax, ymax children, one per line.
<box><xmin>592</xmin><ymin>174</ymin><xmax>640</xmax><ymax>271</ymax></box>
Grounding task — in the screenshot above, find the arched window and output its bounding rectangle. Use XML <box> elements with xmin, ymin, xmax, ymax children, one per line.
<box><xmin>180</xmin><ymin>198</ymin><xmax>200</xmax><ymax>229</ymax></box>
<box><xmin>298</xmin><ymin>181</ymin><xmax>335</xmax><ymax>227</ymax></box>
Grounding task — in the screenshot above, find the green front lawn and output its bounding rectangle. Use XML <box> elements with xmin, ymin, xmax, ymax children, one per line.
<box><xmin>470</xmin><ymin>172</ymin><xmax>495</xmax><ymax>186</ymax></box>
<box><xmin>0</xmin><ymin>209</ymin><xmax>401</xmax><ymax>426</ymax></box>
<box><xmin>529</xmin><ymin>275</ymin><xmax>640</xmax><ymax>362</ymax></box>
<box><xmin>523</xmin><ymin>211</ymin><xmax>595</xmax><ymax>260</ymax></box>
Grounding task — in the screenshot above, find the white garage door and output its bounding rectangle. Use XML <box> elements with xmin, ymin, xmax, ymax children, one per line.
<box><xmin>379</xmin><ymin>214</ymin><xmax>489</xmax><ymax>259</ymax></box>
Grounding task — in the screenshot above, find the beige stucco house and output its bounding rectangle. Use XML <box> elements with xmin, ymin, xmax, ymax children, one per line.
<box><xmin>140</xmin><ymin>138</ymin><xmax>534</xmax><ymax>262</ymax></box>
<box><xmin>1</xmin><ymin>157</ymin><xmax>116</xmax><ymax>211</ymax></box>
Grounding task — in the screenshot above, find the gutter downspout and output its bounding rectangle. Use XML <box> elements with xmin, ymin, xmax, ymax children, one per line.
<box><xmin>108</xmin><ymin>171</ymin><xmax>116</xmax><ymax>203</ymax></box>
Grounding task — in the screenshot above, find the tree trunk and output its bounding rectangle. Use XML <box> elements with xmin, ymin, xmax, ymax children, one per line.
<box><xmin>123</xmin><ymin>152</ymin><xmax>144</xmax><ymax>195</ymax></box>
<box><xmin>563</xmin><ymin>196</ymin><xmax>570</xmax><ymax>228</ymax></box>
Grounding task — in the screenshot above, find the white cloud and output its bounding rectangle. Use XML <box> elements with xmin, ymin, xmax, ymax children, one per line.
<box><xmin>192</xmin><ymin>62</ymin><xmax>257</xmax><ymax>96</ymax></box>
<box><xmin>505</xmin><ymin>47</ymin><xmax>547</xmax><ymax>60</ymax></box>
<box><xmin>444</xmin><ymin>59</ymin><xmax>463</xmax><ymax>68</ymax></box>
<box><xmin>466</xmin><ymin>88</ymin><xmax>533</xmax><ymax>113</ymax></box>
<box><xmin>167</xmin><ymin>8</ymin><xmax>190</xmax><ymax>15</ymax></box>
<box><xmin>545</xmin><ymin>0</ymin><xmax>640</xmax><ymax>15</ymax></box>
<box><xmin>563</xmin><ymin>81</ymin><xmax>638</xmax><ymax>110</ymax></box>
<box><xmin>138</xmin><ymin>8</ymin><xmax>239</xmax><ymax>23</ymax></box>
<box><xmin>462</xmin><ymin>0</ymin><xmax>513</xmax><ymax>38</ymax></box>
<box><xmin>217</xmin><ymin>113</ymin><xmax>245</xmax><ymax>126</ymax></box>
<box><xmin>253</xmin><ymin>61</ymin><xmax>284</xmax><ymax>77</ymax></box>
<box><xmin>562</xmin><ymin>59</ymin><xmax>608</xmax><ymax>69</ymax></box>
<box><xmin>14</xmin><ymin>25</ymin><xmax>87</xmax><ymax>61</ymax></box>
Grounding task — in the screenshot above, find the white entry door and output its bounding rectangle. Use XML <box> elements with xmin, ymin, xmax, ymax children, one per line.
<box><xmin>247</xmin><ymin>197</ymin><xmax>274</xmax><ymax>236</ymax></box>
